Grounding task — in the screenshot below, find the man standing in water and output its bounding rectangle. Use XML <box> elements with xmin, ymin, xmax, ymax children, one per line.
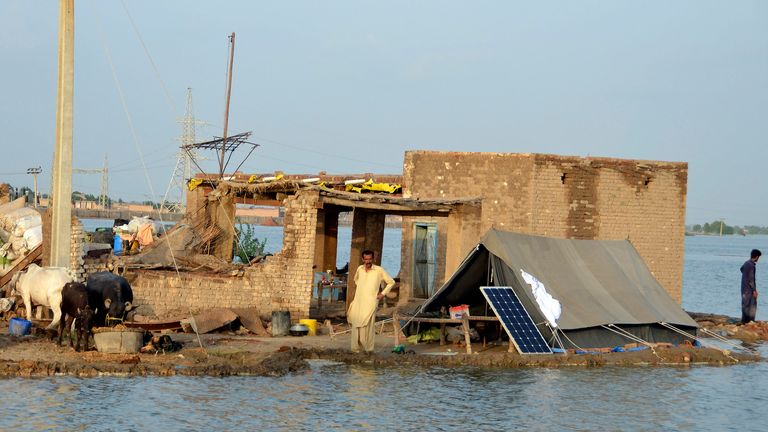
<box><xmin>347</xmin><ymin>250</ymin><xmax>395</xmax><ymax>353</ymax></box>
<box><xmin>740</xmin><ymin>249</ymin><xmax>762</xmax><ymax>324</ymax></box>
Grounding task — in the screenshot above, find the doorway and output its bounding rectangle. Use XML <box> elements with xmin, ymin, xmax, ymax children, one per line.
<box><xmin>413</xmin><ymin>222</ymin><xmax>438</xmax><ymax>298</ymax></box>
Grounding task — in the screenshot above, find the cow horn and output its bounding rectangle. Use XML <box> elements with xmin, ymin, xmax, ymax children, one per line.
<box><xmin>104</xmin><ymin>298</ymin><xmax>112</xmax><ymax>308</ymax></box>
<box><xmin>125</xmin><ymin>302</ymin><xmax>133</xmax><ymax>311</ymax></box>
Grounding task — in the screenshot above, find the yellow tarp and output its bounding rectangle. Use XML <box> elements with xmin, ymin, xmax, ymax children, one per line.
<box><xmin>345</xmin><ymin>179</ymin><xmax>402</xmax><ymax>194</ymax></box>
<box><xmin>187</xmin><ymin>178</ymin><xmax>204</xmax><ymax>191</ymax></box>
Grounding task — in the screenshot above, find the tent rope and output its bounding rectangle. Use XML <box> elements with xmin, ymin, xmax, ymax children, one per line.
<box><xmin>546</xmin><ymin>324</ymin><xmax>565</xmax><ymax>351</ymax></box>
<box><xmin>699</xmin><ymin>327</ymin><xmax>759</xmax><ymax>355</ymax></box>
<box><xmin>660</xmin><ymin>322</ymin><xmax>751</xmax><ymax>360</ymax></box>
<box><xmin>601</xmin><ymin>324</ymin><xmax>663</xmax><ymax>361</ymax></box>
<box><xmin>536</xmin><ymin>321</ymin><xmax>564</xmax><ymax>351</ymax></box>
<box><xmin>556</xmin><ymin>328</ymin><xmax>585</xmax><ymax>352</ymax></box>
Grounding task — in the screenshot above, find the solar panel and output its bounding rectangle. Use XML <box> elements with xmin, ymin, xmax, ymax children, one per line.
<box><xmin>480</xmin><ymin>286</ymin><xmax>552</xmax><ymax>354</ymax></box>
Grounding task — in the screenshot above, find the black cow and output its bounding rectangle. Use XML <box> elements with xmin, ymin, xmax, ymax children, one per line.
<box><xmin>85</xmin><ymin>272</ymin><xmax>134</xmax><ymax>327</ymax></box>
<box><xmin>58</xmin><ymin>282</ymin><xmax>95</xmax><ymax>351</ymax></box>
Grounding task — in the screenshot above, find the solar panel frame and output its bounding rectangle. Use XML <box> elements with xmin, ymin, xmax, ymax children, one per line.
<box><xmin>481</xmin><ymin>286</ymin><xmax>553</xmax><ymax>355</ymax></box>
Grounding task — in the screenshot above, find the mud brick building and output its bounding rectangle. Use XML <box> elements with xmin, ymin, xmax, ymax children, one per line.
<box><xmin>113</xmin><ymin>150</ymin><xmax>687</xmax><ymax>322</ymax></box>
<box><xmin>399</xmin><ymin>151</ymin><xmax>688</xmax><ymax>304</ymax></box>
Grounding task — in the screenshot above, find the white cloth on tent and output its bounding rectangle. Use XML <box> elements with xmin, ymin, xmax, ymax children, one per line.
<box><xmin>520</xmin><ymin>269</ymin><xmax>562</xmax><ymax>328</ymax></box>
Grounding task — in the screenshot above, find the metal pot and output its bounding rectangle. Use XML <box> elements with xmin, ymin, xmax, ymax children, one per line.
<box><xmin>289</xmin><ymin>323</ymin><xmax>309</xmax><ymax>337</ymax></box>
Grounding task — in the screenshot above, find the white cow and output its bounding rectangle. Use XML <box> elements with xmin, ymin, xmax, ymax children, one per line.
<box><xmin>10</xmin><ymin>264</ymin><xmax>75</xmax><ymax>330</ymax></box>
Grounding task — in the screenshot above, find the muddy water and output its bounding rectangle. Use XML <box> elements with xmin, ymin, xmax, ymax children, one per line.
<box><xmin>1</xmin><ymin>354</ymin><xmax>767</xmax><ymax>431</ymax></box>
<box><xmin>31</xmin><ymin>225</ymin><xmax>760</xmax><ymax>430</ymax></box>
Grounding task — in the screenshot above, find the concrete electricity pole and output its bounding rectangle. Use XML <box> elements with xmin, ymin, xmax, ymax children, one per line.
<box><xmin>50</xmin><ymin>0</ymin><xmax>74</xmax><ymax>268</ymax></box>
<box><xmin>27</xmin><ymin>167</ymin><xmax>42</xmax><ymax>208</ymax></box>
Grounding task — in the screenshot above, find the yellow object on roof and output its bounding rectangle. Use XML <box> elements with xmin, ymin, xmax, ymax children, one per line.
<box><xmin>345</xmin><ymin>179</ymin><xmax>401</xmax><ymax>194</ymax></box>
<box><xmin>247</xmin><ymin>173</ymin><xmax>284</xmax><ymax>183</ymax></box>
<box><xmin>187</xmin><ymin>178</ymin><xmax>204</xmax><ymax>191</ymax></box>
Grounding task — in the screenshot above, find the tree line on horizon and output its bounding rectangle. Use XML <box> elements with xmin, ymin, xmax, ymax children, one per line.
<box><xmin>5</xmin><ymin>183</ymin><xmax>160</xmax><ymax>209</ymax></box>
<box><xmin>686</xmin><ymin>220</ymin><xmax>768</xmax><ymax>235</ymax></box>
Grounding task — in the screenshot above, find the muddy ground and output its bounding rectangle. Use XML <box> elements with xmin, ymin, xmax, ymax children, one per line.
<box><xmin>0</xmin><ymin>319</ymin><xmax>760</xmax><ymax>378</ymax></box>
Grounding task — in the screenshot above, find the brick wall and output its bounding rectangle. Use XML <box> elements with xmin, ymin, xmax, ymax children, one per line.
<box><xmin>402</xmin><ymin>151</ymin><xmax>687</xmax><ymax>303</ymax></box>
<box><xmin>126</xmin><ymin>190</ymin><xmax>320</xmax><ymax>320</ymax></box>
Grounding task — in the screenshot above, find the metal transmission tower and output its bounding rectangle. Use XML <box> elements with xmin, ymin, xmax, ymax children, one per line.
<box><xmin>73</xmin><ymin>154</ymin><xmax>109</xmax><ymax>208</ymax></box>
<box><xmin>162</xmin><ymin>88</ymin><xmax>203</xmax><ymax>213</ymax></box>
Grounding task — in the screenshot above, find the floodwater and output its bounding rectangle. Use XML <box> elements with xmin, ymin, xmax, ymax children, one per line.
<box><xmin>31</xmin><ymin>222</ymin><xmax>764</xmax><ymax>431</ymax></box>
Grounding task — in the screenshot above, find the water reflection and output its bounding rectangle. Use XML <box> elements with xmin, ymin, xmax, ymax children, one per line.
<box><xmin>1</xmin><ymin>355</ymin><xmax>768</xmax><ymax>431</ymax></box>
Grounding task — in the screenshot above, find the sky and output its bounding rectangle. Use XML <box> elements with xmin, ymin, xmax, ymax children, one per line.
<box><xmin>0</xmin><ymin>1</ymin><xmax>766</xmax><ymax>225</ymax></box>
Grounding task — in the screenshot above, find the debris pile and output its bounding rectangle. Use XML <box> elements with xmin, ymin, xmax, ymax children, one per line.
<box><xmin>0</xmin><ymin>198</ymin><xmax>42</xmax><ymax>277</ymax></box>
<box><xmin>688</xmin><ymin>311</ymin><xmax>768</xmax><ymax>342</ymax></box>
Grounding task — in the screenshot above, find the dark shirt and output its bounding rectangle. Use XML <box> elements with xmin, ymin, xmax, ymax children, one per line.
<box><xmin>741</xmin><ymin>259</ymin><xmax>757</xmax><ymax>294</ymax></box>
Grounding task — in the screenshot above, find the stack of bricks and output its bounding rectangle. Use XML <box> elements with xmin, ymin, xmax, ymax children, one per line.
<box><xmin>70</xmin><ymin>218</ymin><xmax>87</xmax><ymax>282</ymax></box>
<box><xmin>82</xmin><ymin>255</ymin><xmax>117</xmax><ymax>277</ymax></box>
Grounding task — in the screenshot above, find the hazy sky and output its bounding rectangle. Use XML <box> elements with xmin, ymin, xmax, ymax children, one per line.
<box><xmin>1</xmin><ymin>1</ymin><xmax>765</xmax><ymax>225</ymax></box>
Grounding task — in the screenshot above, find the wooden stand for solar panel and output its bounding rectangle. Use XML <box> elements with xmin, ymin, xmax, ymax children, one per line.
<box><xmin>392</xmin><ymin>311</ymin><xmax>504</xmax><ymax>354</ymax></box>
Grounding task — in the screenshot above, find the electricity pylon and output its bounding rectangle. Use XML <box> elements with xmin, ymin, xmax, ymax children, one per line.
<box><xmin>73</xmin><ymin>154</ymin><xmax>109</xmax><ymax>208</ymax></box>
<box><xmin>162</xmin><ymin>88</ymin><xmax>204</xmax><ymax>213</ymax></box>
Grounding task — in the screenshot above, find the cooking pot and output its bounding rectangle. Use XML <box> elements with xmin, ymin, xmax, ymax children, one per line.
<box><xmin>289</xmin><ymin>323</ymin><xmax>309</xmax><ymax>337</ymax></box>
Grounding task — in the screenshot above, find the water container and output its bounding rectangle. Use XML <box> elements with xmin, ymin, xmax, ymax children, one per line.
<box><xmin>9</xmin><ymin>318</ymin><xmax>32</xmax><ymax>336</ymax></box>
<box><xmin>271</xmin><ymin>311</ymin><xmax>291</xmax><ymax>337</ymax></box>
<box><xmin>113</xmin><ymin>235</ymin><xmax>122</xmax><ymax>254</ymax></box>
<box><xmin>299</xmin><ymin>318</ymin><xmax>317</xmax><ymax>336</ymax></box>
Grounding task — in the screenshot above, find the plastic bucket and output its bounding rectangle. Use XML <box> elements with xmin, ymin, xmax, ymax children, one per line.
<box><xmin>113</xmin><ymin>235</ymin><xmax>122</xmax><ymax>253</ymax></box>
<box><xmin>9</xmin><ymin>318</ymin><xmax>32</xmax><ymax>336</ymax></box>
<box><xmin>299</xmin><ymin>319</ymin><xmax>317</xmax><ymax>336</ymax></box>
<box><xmin>271</xmin><ymin>311</ymin><xmax>291</xmax><ymax>337</ymax></box>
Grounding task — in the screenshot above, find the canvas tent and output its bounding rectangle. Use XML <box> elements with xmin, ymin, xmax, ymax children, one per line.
<box><xmin>420</xmin><ymin>229</ymin><xmax>698</xmax><ymax>349</ymax></box>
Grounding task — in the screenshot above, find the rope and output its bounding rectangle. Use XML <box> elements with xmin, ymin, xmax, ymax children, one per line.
<box><xmin>549</xmin><ymin>326</ymin><xmax>565</xmax><ymax>351</ymax></box>
<box><xmin>119</xmin><ymin>0</ymin><xmax>177</xmax><ymax>114</ymax></box>
<box><xmin>661</xmin><ymin>323</ymin><xmax>751</xmax><ymax>360</ymax></box>
<box><xmin>600</xmin><ymin>324</ymin><xmax>663</xmax><ymax>361</ymax></box>
<box><xmin>556</xmin><ymin>328</ymin><xmax>586</xmax><ymax>352</ymax></box>
<box><xmin>699</xmin><ymin>327</ymin><xmax>759</xmax><ymax>355</ymax></box>
<box><xmin>89</xmin><ymin>0</ymin><xmax>204</xmax><ymax>351</ymax></box>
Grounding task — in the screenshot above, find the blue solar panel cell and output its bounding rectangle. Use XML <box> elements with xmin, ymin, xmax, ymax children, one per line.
<box><xmin>480</xmin><ymin>286</ymin><xmax>552</xmax><ymax>354</ymax></box>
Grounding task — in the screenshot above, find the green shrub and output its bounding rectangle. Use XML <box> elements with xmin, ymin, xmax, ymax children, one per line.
<box><xmin>233</xmin><ymin>222</ymin><xmax>267</xmax><ymax>263</ymax></box>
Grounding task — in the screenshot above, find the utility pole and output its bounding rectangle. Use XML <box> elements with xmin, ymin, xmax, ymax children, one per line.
<box><xmin>50</xmin><ymin>0</ymin><xmax>74</xmax><ymax>268</ymax></box>
<box><xmin>73</xmin><ymin>154</ymin><xmax>109</xmax><ymax>208</ymax></box>
<box><xmin>100</xmin><ymin>154</ymin><xmax>109</xmax><ymax>208</ymax></box>
<box><xmin>220</xmin><ymin>32</ymin><xmax>235</xmax><ymax>178</ymax></box>
<box><xmin>27</xmin><ymin>167</ymin><xmax>42</xmax><ymax>208</ymax></box>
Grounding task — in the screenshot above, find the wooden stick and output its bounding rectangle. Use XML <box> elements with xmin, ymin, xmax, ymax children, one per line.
<box><xmin>461</xmin><ymin>313</ymin><xmax>472</xmax><ymax>354</ymax></box>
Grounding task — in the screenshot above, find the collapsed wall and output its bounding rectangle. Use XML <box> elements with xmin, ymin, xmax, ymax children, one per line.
<box><xmin>125</xmin><ymin>190</ymin><xmax>319</xmax><ymax>320</ymax></box>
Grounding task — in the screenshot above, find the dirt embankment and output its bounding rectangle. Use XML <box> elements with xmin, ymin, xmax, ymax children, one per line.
<box><xmin>0</xmin><ymin>335</ymin><xmax>309</xmax><ymax>378</ymax></box>
<box><xmin>306</xmin><ymin>346</ymin><xmax>756</xmax><ymax>368</ymax></box>
<box><xmin>0</xmin><ymin>329</ymin><xmax>758</xmax><ymax>379</ymax></box>
<box><xmin>690</xmin><ymin>312</ymin><xmax>768</xmax><ymax>344</ymax></box>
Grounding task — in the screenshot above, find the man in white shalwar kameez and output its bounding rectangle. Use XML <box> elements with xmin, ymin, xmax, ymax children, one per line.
<box><xmin>347</xmin><ymin>250</ymin><xmax>395</xmax><ymax>353</ymax></box>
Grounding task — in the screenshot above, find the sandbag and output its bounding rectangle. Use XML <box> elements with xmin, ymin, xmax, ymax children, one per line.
<box><xmin>127</xmin><ymin>216</ymin><xmax>153</xmax><ymax>234</ymax></box>
<box><xmin>13</xmin><ymin>214</ymin><xmax>42</xmax><ymax>237</ymax></box>
<box><xmin>23</xmin><ymin>225</ymin><xmax>43</xmax><ymax>249</ymax></box>
<box><xmin>1</xmin><ymin>207</ymin><xmax>39</xmax><ymax>232</ymax></box>
<box><xmin>0</xmin><ymin>197</ymin><xmax>25</xmax><ymax>217</ymax></box>
<box><xmin>7</xmin><ymin>235</ymin><xmax>27</xmax><ymax>253</ymax></box>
